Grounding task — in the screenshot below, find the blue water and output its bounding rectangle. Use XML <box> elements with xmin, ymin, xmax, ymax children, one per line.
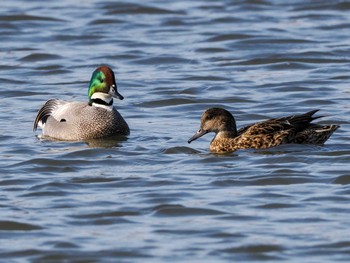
<box><xmin>1</xmin><ymin>0</ymin><xmax>350</xmax><ymax>262</ymax></box>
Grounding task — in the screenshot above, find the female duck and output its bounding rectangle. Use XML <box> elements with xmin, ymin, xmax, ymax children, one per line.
<box><xmin>33</xmin><ymin>66</ymin><xmax>130</xmax><ymax>140</ymax></box>
<box><xmin>188</xmin><ymin>108</ymin><xmax>339</xmax><ymax>153</ymax></box>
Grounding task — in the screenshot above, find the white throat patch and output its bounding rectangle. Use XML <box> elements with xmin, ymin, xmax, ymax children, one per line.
<box><xmin>91</xmin><ymin>92</ymin><xmax>113</xmax><ymax>111</ymax></box>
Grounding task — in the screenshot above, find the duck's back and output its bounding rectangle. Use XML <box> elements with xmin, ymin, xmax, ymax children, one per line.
<box><xmin>40</xmin><ymin>100</ymin><xmax>129</xmax><ymax>140</ymax></box>
<box><xmin>210</xmin><ymin>120</ymin><xmax>292</xmax><ymax>152</ymax></box>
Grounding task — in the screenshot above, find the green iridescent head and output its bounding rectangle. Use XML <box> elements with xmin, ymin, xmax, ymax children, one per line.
<box><xmin>88</xmin><ymin>66</ymin><xmax>124</xmax><ymax>100</ymax></box>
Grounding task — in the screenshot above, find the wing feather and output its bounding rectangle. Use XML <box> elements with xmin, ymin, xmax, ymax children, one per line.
<box><xmin>33</xmin><ymin>99</ymin><xmax>67</xmax><ymax>131</ymax></box>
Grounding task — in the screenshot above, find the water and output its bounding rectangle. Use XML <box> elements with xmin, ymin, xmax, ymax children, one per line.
<box><xmin>1</xmin><ymin>0</ymin><xmax>350</xmax><ymax>262</ymax></box>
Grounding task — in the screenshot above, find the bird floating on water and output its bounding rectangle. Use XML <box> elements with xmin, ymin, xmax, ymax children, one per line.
<box><xmin>33</xmin><ymin>66</ymin><xmax>130</xmax><ymax>141</ymax></box>
<box><xmin>188</xmin><ymin>108</ymin><xmax>339</xmax><ymax>153</ymax></box>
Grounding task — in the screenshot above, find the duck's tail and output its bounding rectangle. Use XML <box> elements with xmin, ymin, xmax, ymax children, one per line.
<box><xmin>291</xmin><ymin>124</ymin><xmax>340</xmax><ymax>144</ymax></box>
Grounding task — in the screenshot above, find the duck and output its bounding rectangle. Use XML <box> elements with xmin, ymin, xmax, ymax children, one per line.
<box><xmin>33</xmin><ymin>66</ymin><xmax>130</xmax><ymax>141</ymax></box>
<box><xmin>188</xmin><ymin>108</ymin><xmax>339</xmax><ymax>153</ymax></box>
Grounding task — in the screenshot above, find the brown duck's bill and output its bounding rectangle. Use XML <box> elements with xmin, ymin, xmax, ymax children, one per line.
<box><xmin>188</xmin><ymin>129</ymin><xmax>208</xmax><ymax>143</ymax></box>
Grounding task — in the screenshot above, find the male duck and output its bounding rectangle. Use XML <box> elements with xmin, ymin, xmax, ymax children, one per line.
<box><xmin>188</xmin><ymin>108</ymin><xmax>339</xmax><ymax>153</ymax></box>
<box><xmin>33</xmin><ymin>66</ymin><xmax>130</xmax><ymax>140</ymax></box>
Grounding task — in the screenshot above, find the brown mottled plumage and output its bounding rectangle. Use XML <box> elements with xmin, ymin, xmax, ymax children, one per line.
<box><xmin>33</xmin><ymin>66</ymin><xmax>129</xmax><ymax>141</ymax></box>
<box><xmin>188</xmin><ymin>108</ymin><xmax>339</xmax><ymax>153</ymax></box>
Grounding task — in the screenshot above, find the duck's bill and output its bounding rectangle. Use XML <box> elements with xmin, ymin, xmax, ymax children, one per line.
<box><xmin>188</xmin><ymin>129</ymin><xmax>208</xmax><ymax>143</ymax></box>
<box><xmin>109</xmin><ymin>85</ymin><xmax>124</xmax><ymax>100</ymax></box>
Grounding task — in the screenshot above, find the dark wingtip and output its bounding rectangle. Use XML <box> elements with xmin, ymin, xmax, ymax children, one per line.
<box><xmin>307</xmin><ymin>109</ymin><xmax>320</xmax><ymax>115</ymax></box>
<box><xmin>309</xmin><ymin>109</ymin><xmax>328</xmax><ymax>121</ymax></box>
<box><xmin>33</xmin><ymin>99</ymin><xmax>58</xmax><ymax>133</ymax></box>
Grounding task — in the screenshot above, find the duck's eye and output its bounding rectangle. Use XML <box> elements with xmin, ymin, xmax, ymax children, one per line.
<box><xmin>205</xmin><ymin>114</ymin><xmax>213</xmax><ymax>121</ymax></box>
<box><xmin>100</xmin><ymin>79</ymin><xmax>104</xmax><ymax>83</ymax></box>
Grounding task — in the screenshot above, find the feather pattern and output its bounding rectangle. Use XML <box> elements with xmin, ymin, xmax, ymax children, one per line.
<box><xmin>188</xmin><ymin>108</ymin><xmax>339</xmax><ymax>153</ymax></box>
<box><xmin>33</xmin><ymin>99</ymin><xmax>67</xmax><ymax>130</ymax></box>
<box><xmin>33</xmin><ymin>66</ymin><xmax>129</xmax><ymax>141</ymax></box>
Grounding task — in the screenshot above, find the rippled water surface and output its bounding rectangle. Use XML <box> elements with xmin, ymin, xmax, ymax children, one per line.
<box><xmin>1</xmin><ymin>0</ymin><xmax>350</xmax><ymax>262</ymax></box>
